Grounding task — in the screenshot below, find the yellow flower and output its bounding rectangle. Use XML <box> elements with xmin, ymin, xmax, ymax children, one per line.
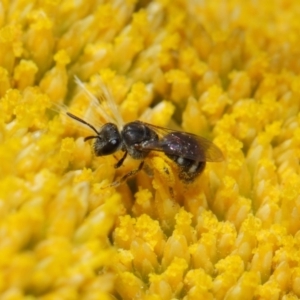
<box><xmin>1</xmin><ymin>0</ymin><xmax>300</xmax><ymax>299</ymax></box>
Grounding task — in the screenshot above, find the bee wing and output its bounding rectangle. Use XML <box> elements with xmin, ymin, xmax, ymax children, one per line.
<box><xmin>141</xmin><ymin>122</ymin><xmax>224</xmax><ymax>162</ymax></box>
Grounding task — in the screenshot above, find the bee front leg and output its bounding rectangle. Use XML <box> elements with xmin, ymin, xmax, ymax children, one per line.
<box><xmin>114</xmin><ymin>151</ymin><xmax>128</xmax><ymax>168</ymax></box>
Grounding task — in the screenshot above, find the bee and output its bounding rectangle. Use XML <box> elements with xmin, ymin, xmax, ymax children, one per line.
<box><xmin>66</xmin><ymin>77</ymin><xmax>224</xmax><ymax>186</ymax></box>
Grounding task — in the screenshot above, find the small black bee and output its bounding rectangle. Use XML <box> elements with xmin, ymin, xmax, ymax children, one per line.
<box><xmin>66</xmin><ymin>77</ymin><xmax>224</xmax><ymax>185</ymax></box>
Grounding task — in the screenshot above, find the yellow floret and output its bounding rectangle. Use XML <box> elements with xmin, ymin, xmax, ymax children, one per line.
<box><xmin>1</xmin><ymin>0</ymin><xmax>300</xmax><ymax>299</ymax></box>
<box><xmin>13</xmin><ymin>59</ymin><xmax>38</xmax><ymax>90</ymax></box>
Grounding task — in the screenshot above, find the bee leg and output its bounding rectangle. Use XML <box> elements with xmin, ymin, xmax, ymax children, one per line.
<box><xmin>110</xmin><ymin>161</ymin><xmax>144</xmax><ymax>187</ymax></box>
<box><xmin>169</xmin><ymin>187</ymin><xmax>174</xmax><ymax>198</ymax></box>
<box><xmin>114</xmin><ymin>151</ymin><xmax>128</xmax><ymax>168</ymax></box>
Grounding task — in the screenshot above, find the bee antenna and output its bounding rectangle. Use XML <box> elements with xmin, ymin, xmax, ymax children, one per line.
<box><xmin>66</xmin><ymin>112</ymin><xmax>99</xmax><ymax>135</ymax></box>
<box><xmin>84</xmin><ymin>135</ymin><xmax>99</xmax><ymax>142</ymax></box>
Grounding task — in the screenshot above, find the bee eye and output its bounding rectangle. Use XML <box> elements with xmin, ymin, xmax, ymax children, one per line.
<box><xmin>94</xmin><ymin>123</ymin><xmax>121</xmax><ymax>156</ymax></box>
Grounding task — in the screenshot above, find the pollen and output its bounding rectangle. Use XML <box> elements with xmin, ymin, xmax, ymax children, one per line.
<box><xmin>1</xmin><ymin>0</ymin><xmax>300</xmax><ymax>299</ymax></box>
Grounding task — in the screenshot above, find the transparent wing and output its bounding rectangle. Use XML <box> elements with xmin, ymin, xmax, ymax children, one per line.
<box><xmin>140</xmin><ymin>122</ymin><xmax>224</xmax><ymax>162</ymax></box>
